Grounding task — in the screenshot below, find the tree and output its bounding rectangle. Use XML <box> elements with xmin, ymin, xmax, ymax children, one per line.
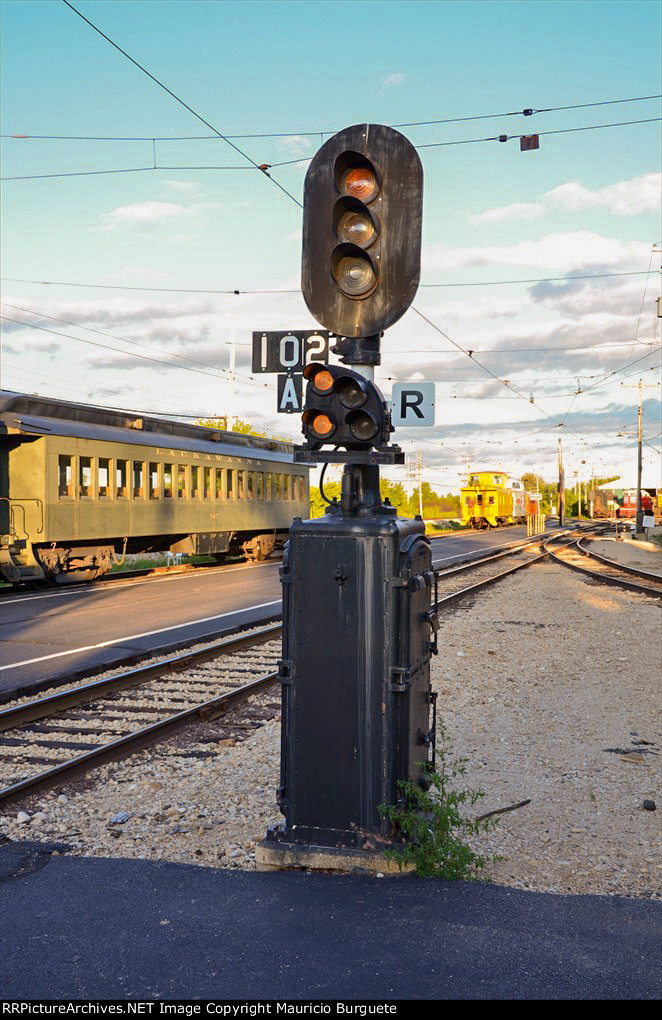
<box><xmin>309</xmin><ymin>481</ymin><xmax>341</xmax><ymax>518</ymax></box>
<box><xmin>196</xmin><ymin>416</ymin><xmax>268</xmax><ymax>437</ymax></box>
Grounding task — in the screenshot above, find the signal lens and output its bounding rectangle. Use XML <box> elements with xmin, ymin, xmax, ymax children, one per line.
<box><xmin>336</xmin><ymin>376</ymin><xmax>367</xmax><ymax>409</ymax></box>
<box><xmin>342</xmin><ymin>167</ymin><xmax>378</xmax><ymax>202</ymax></box>
<box><xmin>337</xmin><ymin>210</ymin><xmax>375</xmax><ymax>247</ymax></box>
<box><xmin>310</xmin><ymin>412</ymin><xmax>335</xmax><ymax>438</ymax></box>
<box><xmin>310</xmin><ymin>368</ymin><xmax>334</xmax><ymax>393</ymax></box>
<box><xmin>335</xmin><ymin>255</ymin><xmax>376</xmax><ymax>296</ymax></box>
<box><xmin>348</xmin><ymin>409</ymin><xmax>379</xmax><ymax>442</ymax></box>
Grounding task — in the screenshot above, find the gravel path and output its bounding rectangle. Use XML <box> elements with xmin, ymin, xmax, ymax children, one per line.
<box><xmin>2</xmin><ymin>557</ymin><xmax>660</xmax><ymax>899</ymax></box>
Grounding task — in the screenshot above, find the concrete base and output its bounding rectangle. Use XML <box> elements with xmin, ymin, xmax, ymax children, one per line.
<box><xmin>255</xmin><ymin>838</ymin><xmax>415</xmax><ymax>876</ymax></box>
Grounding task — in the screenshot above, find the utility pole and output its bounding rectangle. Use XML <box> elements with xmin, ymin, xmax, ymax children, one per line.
<box><xmin>636</xmin><ymin>378</ymin><xmax>644</xmax><ymax>537</ymax></box>
<box><xmin>622</xmin><ymin>378</ymin><xmax>657</xmax><ymax>539</ymax></box>
<box><xmin>558</xmin><ymin>438</ymin><xmax>564</xmax><ymax>526</ymax></box>
<box><xmin>417</xmin><ymin>451</ymin><xmax>423</xmax><ymax>518</ymax></box>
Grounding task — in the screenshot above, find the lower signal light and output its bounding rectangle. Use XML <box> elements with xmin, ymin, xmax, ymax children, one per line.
<box><xmin>347</xmin><ymin>409</ymin><xmax>379</xmax><ymax>443</ymax></box>
<box><xmin>308</xmin><ymin>411</ymin><xmax>336</xmax><ymax>440</ymax></box>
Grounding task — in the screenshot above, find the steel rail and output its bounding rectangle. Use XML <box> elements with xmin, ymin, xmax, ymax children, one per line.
<box><xmin>0</xmin><ymin>621</ymin><xmax>282</xmax><ymax>734</ymax></box>
<box><xmin>576</xmin><ymin>538</ymin><xmax>662</xmax><ymax>583</ymax></box>
<box><xmin>432</xmin><ymin>527</ymin><xmax>605</xmax><ymax>608</ymax></box>
<box><xmin>434</xmin><ymin>547</ymin><xmax>549</xmax><ymax>608</ymax></box>
<box><xmin>0</xmin><ymin>669</ymin><xmax>278</xmax><ymax>807</ymax></box>
<box><xmin>434</xmin><ymin>531</ymin><xmax>567</xmax><ymax>579</ymax></box>
<box><xmin>544</xmin><ymin>539</ymin><xmax>662</xmax><ymax>598</ymax></box>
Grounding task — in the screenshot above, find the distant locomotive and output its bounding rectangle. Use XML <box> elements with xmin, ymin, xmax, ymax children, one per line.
<box><xmin>617</xmin><ymin>489</ymin><xmax>655</xmax><ymax>519</ymax></box>
<box><xmin>460</xmin><ymin>470</ymin><xmax>537</xmax><ymax>529</ymax></box>
<box><xmin>0</xmin><ymin>391</ymin><xmax>309</xmax><ymax>584</ymax></box>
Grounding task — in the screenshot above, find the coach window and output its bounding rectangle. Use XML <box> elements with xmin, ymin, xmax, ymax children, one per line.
<box><xmin>247</xmin><ymin>471</ymin><xmax>254</xmax><ymax>499</ymax></box>
<box><xmin>227</xmin><ymin>470</ymin><xmax>234</xmax><ymax>500</ymax></box>
<box><xmin>265</xmin><ymin>473</ymin><xmax>272</xmax><ymax>500</ymax></box>
<box><xmin>237</xmin><ymin>470</ymin><xmax>245</xmax><ymax>500</ymax></box>
<box><xmin>291</xmin><ymin>476</ymin><xmax>297</xmax><ymax>501</ymax></box>
<box><xmin>79</xmin><ymin>456</ymin><xmax>93</xmax><ymax>499</ymax></box>
<box><xmin>204</xmin><ymin>467</ymin><xmax>213</xmax><ymax>500</ymax></box>
<box><xmin>133</xmin><ymin>461</ymin><xmax>145</xmax><ymax>499</ymax></box>
<box><xmin>98</xmin><ymin>458</ymin><xmax>111</xmax><ymax>499</ymax></box>
<box><xmin>178</xmin><ymin>465</ymin><xmax>188</xmax><ymax>499</ymax></box>
<box><xmin>116</xmin><ymin>460</ymin><xmax>129</xmax><ymax>499</ymax></box>
<box><xmin>191</xmin><ymin>466</ymin><xmax>201</xmax><ymax>500</ymax></box>
<box><xmin>149</xmin><ymin>463</ymin><xmax>160</xmax><ymax>499</ymax></box>
<box><xmin>298</xmin><ymin>476</ymin><xmax>305</xmax><ymax>502</ymax></box>
<box><xmin>215</xmin><ymin>468</ymin><xmax>224</xmax><ymax>500</ymax></box>
<box><xmin>163</xmin><ymin>464</ymin><xmax>173</xmax><ymax>499</ymax></box>
<box><xmin>58</xmin><ymin>455</ymin><xmax>73</xmax><ymax>498</ymax></box>
<box><xmin>274</xmin><ymin>474</ymin><xmax>281</xmax><ymax>500</ymax></box>
<box><xmin>257</xmin><ymin>472</ymin><xmax>264</xmax><ymax>500</ymax></box>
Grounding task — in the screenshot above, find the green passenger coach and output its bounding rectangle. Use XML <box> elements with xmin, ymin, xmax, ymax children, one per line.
<box><xmin>0</xmin><ymin>391</ymin><xmax>309</xmax><ymax>584</ymax></box>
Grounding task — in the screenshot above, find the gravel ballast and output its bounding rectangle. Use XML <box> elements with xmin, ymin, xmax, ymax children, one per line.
<box><xmin>1</xmin><ymin>557</ymin><xmax>660</xmax><ymax>899</ymax></box>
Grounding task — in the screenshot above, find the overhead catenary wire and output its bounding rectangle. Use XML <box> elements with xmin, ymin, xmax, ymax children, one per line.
<box><xmin>4</xmin><ymin>116</ymin><xmax>661</xmax><ymax>179</ymax></box>
<box><xmin>1</xmin><ymin>269</ymin><xmax>655</xmax><ymax>294</ymax></box>
<box><xmin>410</xmin><ymin>304</ymin><xmax>662</xmax><ymax>460</ymax></box>
<box><xmin>4</xmin><ymin>92</ymin><xmax>660</xmax><ymax>140</ymax></box>
<box><xmin>0</xmin><ymin>300</ymin><xmax>264</xmax><ymax>386</ymax></box>
<box><xmin>60</xmin><ymin>0</ymin><xmax>303</xmax><ymax>209</ymax></box>
<box><xmin>0</xmin><ymin>315</ymin><xmax>271</xmax><ymax>390</ymax></box>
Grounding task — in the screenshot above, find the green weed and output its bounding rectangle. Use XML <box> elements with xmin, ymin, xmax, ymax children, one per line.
<box><xmin>379</xmin><ymin>727</ymin><xmax>500</xmax><ymax>879</ymax></box>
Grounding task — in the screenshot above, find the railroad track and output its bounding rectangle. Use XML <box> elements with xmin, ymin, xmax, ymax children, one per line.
<box><xmin>546</xmin><ymin>537</ymin><xmax>662</xmax><ymax>598</ymax></box>
<box><xmin>0</xmin><ymin>626</ymin><xmax>281</xmax><ymax>808</ymax></box>
<box><xmin>0</xmin><ymin>525</ymin><xmax>606</xmax><ymax>808</ymax></box>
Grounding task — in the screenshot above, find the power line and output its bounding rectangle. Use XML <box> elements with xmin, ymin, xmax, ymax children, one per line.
<box><xmin>0</xmin><ymin>314</ymin><xmax>270</xmax><ymax>390</ymax></box>
<box><xmin>0</xmin><ymin>300</ymin><xmax>261</xmax><ymax>387</ymax></box>
<box><xmin>390</xmin><ymin>339</ymin><xmax>659</xmax><ymax>355</ymax></box>
<box><xmin>416</xmin><ymin>117</ymin><xmax>661</xmax><ymax>150</ymax></box>
<box><xmin>60</xmin><ymin>0</ymin><xmax>302</xmax><ymax>209</ymax></box>
<box><xmin>1</xmin><ymin>269</ymin><xmax>654</xmax><ymax>294</ymax></box>
<box><xmin>409</xmin><ymin>303</ymin><xmax>651</xmax><ymax>460</ymax></box>
<box><xmin>4</xmin><ymin>93</ymin><xmax>660</xmax><ymax>141</ymax></box>
<box><xmin>4</xmin><ymin>117</ymin><xmax>661</xmax><ymax>180</ymax></box>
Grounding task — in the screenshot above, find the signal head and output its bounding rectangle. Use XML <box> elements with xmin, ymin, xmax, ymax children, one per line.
<box><xmin>301</xmin><ymin>124</ymin><xmax>423</xmax><ymax>338</ymax></box>
<box><xmin>301</xmin><ymin>363</ymin><xmax>391</xmax><ymax>452</ymax></box>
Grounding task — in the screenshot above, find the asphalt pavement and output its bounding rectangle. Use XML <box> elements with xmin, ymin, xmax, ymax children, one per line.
<box><xmin>0</xmin><ymin>841</ymin><xmax>659</xmax><ymax>1000</ymax></box>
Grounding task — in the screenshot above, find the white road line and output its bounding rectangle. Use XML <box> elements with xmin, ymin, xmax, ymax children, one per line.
<box><xmin>2</xmin><ymin>560</ymin><xmax>278</xmax><ymax>606</ymax></box>
<box><xmin>0</xmin><ymin>600</ymin><xmax>282</xmax><ymax>671</ymax></box>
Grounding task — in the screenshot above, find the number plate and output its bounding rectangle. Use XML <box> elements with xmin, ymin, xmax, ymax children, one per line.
<box><xmin>252</xmin><ymin>331</ymin><xmax>331</xmax><ymax>373</ymax></box>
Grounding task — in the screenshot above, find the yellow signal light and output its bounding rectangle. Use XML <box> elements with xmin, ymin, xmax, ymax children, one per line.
<box><xmin>342</xmin><ymin>167</ymin><xmax>378</xmax><ymax>202</ymax></box>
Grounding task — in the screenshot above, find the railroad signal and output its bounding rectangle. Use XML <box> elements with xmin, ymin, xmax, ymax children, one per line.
<box><xmin>301</xmin><ymin>124</ymin><xmax>423</xmax><ymax>339</ymax></box>
<box><xmin>301</xmin><ymin>363</ymin><xmax>392</xmax><ymax>452</ymax></box>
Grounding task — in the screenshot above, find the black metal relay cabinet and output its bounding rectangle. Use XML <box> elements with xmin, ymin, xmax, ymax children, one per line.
<box><xmin>271</xmin><ymin>478</ymin><xmax>437</xmax><ymax>850</ymax></box>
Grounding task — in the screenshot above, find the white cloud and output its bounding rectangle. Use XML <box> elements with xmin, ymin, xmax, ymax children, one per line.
<box><xmin>96</xmin><ymin>199</ymin><xmax>220</xmax><ymax>231</ymax></box>
<box><xmin>467</xmin><ymin>173</ymin><xmax>661</xmax><ymax>224</ymax></box>
<box><xmin>382</xmin><ymin>72</ymin><xmax>406</xmax><ymax>87</ymax></box>
<box><xmin>164</xmin><ymin>180</ymin><xmax>202</xmax><ymax>194</ymax></box>
<box><xmin>97</xmin><ymin>201</ymin><xmax>193</xmax><ymax>231</ymax></box>
<box><xmin>546</xmin><ymin>174</ymin><xmax>661</xmax><ymax>216</ymax></box>
<box><xmin>423</xmin><ymin>230</ymin><xmax>650</xmax><ymax>272</ymax></box>
<box><xmin>467</xmin><ymin>201</ymin><xmax>544</xmax><ymax>224</ymax></box>
<box><xmin>278</xmin><ymin>135</ymin><xmax>315</xmax><ymax>158</ymax></box>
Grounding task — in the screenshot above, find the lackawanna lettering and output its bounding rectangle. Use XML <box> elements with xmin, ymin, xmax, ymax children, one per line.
<box><xmin>155</xmin><ymin>449</ymin><xmax>242</xmax><ymax>462</ymax></box>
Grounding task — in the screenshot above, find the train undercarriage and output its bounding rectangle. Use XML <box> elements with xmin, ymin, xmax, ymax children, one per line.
<box><xmin>0</xmin><ymin>529</ymin><xmax>288</xmax><ymax>586</ymax></box>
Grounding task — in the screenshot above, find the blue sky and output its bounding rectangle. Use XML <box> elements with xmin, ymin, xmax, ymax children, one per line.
<box><xmin>1</xmin><ymin>0</ymin><xmax>660</xmax><ymax>491</ymax></box>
